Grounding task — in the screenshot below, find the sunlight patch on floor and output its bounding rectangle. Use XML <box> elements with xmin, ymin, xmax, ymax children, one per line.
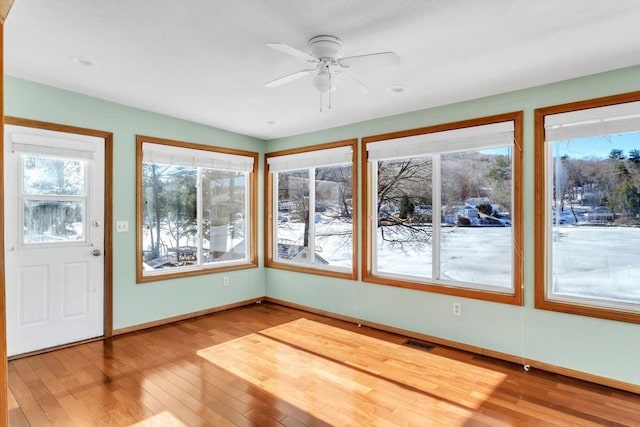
<box><xmin>129</xmin><ymin>411</ymin><xmax>187</xmax><ymax>427</ymax></box>
<box><xmin>197</xmin><ymin>318</ymin><xmax>507</xmax><ymax>426</ymax></box>
<box><xmin>8</xmin><ymin>388</ymin><xmax>19</xmax><ymax>411</ymax></box>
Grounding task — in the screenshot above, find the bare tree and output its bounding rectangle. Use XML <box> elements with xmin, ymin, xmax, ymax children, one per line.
<box><xmin>377</xmin><ymin>158</ymin><xmax>433</xmax><ymax>250</ymax></box>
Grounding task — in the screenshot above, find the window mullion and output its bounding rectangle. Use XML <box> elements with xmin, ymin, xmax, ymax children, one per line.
<box><xmin>308</xmin><ymin>167</ymin><xmax>316</xmax><ymax>265</ymax></box>
<box><xmin>243</xmin><ymin>172</ymin><xmax>250</xmax><ymax>259</ymax></box>
<box><xmin>371</xmin><ymin>160</ymin><xmax>379</xmax><ymax>274</ymax></box>
<box><xmin>432</xmin><ymin>155</ymin><xmax>441</xmax><ymax>280</ymax></box>
<box><xmin>273</xmin><ymin>172</ymin><xmax>279</xmax><ymax>260</ymax></box>
<box><xmin>546</xmin><ymin>141</ymin><xmax>556</xmax><ymax>297</ymax></box>
<box><xmin>196</xmin><ymin>168</ymin><xmax>203</xmax><ymax>267</ymax></box>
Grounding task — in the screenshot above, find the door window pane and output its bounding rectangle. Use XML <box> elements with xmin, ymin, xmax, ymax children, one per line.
<box><xmin>23</xmin><ymin>200</ymin><xmax>85</xmax><ymax>243</ymax></box>
<box><xmin>23</xmin><ymin>155</ymin><xmax>86</xmax><ymax>196</ymax></box>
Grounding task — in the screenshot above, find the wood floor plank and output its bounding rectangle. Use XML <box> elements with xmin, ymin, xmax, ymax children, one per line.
<box><xmin>7</xmin><ymin>408</ymin><xmax>31</xmax><ymax>427</ymax></box>
<box><xmin>154</xmin><ymin>363</ymin><xmax>258</xmax><ymax>426</ymax></box>
<box><xmin>7</xmin><ymin>368</ymin><xmax>52</xmax><ymax>426</ymax></box>
<box><xmin>7</xmin><ymin>302</ymin><xmax>640</xmax><ymax>426</ymax></box>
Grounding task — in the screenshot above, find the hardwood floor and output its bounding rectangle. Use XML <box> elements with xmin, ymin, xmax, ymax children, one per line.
<box><xmin>8</xmin><ymin>302</ymin><xmax>640</xmax><ymax>426</ymax></box>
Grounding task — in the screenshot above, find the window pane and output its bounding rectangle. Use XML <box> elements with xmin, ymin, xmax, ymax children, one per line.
<box><xmin>375</xmin><ymin>157</ymin><xmax>433</xmax><ymax>277</ymax></box>
<box><xmin>440</xmin><ymin>148</ymin><xmax>512</xmax><ymax>288</ymax></box>
<box><xmin>23</xmin><ymin>155</ymin><xmax>85</xmax><ymax>196</ymax></box>
<box><xmin>202</xmin><ymin>169</ymin><xmax>247</xmax><ymax>263</ymax></box>
<box><xmin>314</xmin><ymin>165</ymin><xmax>353</xmax><ymax>269</ymax></box>
<box><xmin>23</xmin><ymin>200</ymin><xmax>84</xmax><ymax>243</ymax></box>
<box><xmin>275</xmin><ymin>169</ymin><xmax>310</xmax><ymax>264</ymax></box>
<box><xmin>142</xmin><ymin>163</ymin><xmax>197</xmax><ymax>270</ymax></box>
<box><xmin>550</xmin><ymin>133</ymin><xmax>640</xmax><ymax>305</ymax></box>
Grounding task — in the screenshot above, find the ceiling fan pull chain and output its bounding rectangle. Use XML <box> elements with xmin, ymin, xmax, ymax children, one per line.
<box><xmin>328</xmin><ymin>73</ymin><xmax>332</xmax><ymax>110</ymax></box>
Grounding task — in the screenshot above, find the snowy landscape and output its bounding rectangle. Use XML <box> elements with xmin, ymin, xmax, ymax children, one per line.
<box><xmin>277</xmin><ymin>220</ymin><xmax>639</xmax><ymax>304</ymax></box>
<box><xmin>552</xmin><ymin>225</ymin><xmax>639</xmax><ymax>304</ymax></box>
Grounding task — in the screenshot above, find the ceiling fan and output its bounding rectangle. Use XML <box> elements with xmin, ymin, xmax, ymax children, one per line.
<box><xmin>264</xmin><ymin>35</ymin><xmax>399</xmax><ymax>107</ymax></box>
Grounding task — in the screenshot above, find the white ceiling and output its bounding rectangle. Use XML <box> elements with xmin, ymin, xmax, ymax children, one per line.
<box><xmin>5</xmin><ymin>0</ymin><xmax>640</xmax><ymax>140</ymax></box>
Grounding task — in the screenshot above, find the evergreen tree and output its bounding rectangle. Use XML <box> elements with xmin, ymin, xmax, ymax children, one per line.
<box><xmin>399</xmin><ymin>194</ymin><xmax>414</xmax><ymax>219</ymax></box>
<box><xmin>609</xmin><ymin>148</ymin><xmax>625</xmax><ymax>160</ymax></box>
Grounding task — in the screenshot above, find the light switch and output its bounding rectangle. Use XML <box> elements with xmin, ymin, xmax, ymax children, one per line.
<box><xmin>116</xmin><ymin>221</ymin><xmax>129</xmax><ymax>232</ymax></box>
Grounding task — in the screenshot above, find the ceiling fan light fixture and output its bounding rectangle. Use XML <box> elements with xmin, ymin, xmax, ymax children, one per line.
<box><xmin>265</xmin><ymin>34</ymin><xmax>398</xmax><ymax>102</ymax></box>
<box><xmin>313</xmin><ymin>64</ymin><xmax>334</xmax><ymax>94</ymax></box>
<box><xmin>308</xmin><ymin>35</ymin><xmax>343</xmax><ymax>59</ymax></box>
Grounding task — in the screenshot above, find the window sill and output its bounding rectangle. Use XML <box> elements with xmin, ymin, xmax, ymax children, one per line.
<box><xmin>266</xmin><ymin>260</ymin><xmax>356</xmax><ymax>281</ymax></box>
<box><xmin>363</xmin><ymin>273</ymin><xmax>523</xmax><ymax>305</ymax></box>
<box><xmin>534</xmin><ymin>297</ymin><xmax>640</xmax><ymax>324</ymax></box>
<box><xmin>137</xmin><ymin>260</ymin><xmax>258</xmax><ymax>284</ymax></box>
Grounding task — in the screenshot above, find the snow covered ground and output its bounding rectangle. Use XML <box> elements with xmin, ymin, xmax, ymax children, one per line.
<box><xmin>375</xmin><ymin>227</ymin><xmax>512</xmax><ymax>288</ymax></box>
<box><xmin>552</xmin><ymin>226</ymin><xmax>639</xmax><ymax>304</ymax></box>
<box><xmin>278</xmin><ymin>221</ymin><xmax>639</xmax><ymax>304</ymax></box>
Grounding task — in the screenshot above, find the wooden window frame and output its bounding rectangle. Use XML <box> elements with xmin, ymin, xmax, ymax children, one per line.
<box><xmin>362</xmin><ymin>112</ymin><xmax>524</xmax><ymax>305</ymax></box>
<box><xmin>534</xmin><ymin>92</ymin><xmax>640</xmax><ymax>323</ymax></box>
<box><xmin>136</xmin><ymin>135</ymin><xmax>258</xmax><ymax>283</ymax></box>
<box><xmin>265</xmin><ymin>139</ymin><xmax>358</xmax><ymax>280</ymax></box>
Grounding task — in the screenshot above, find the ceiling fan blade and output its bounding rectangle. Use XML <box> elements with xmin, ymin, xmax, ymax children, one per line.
<box><xmin>265</xmin><ymin>42</ymin><xmax>317</xmax><ymax>62</ymax></box>
<box><xmin>340</xmin><ymin>51</ymin><xmax>400</xmax><ymax>68</ymax></box>
<box><xmin>340</xmin><ymin>68</ymin><xmax>369</xmax><ymax>93</ymax></box>
<box><xmin>264</xmin><ymin>68</ymin><xmax>316</xmax><ymax>88</ymax></box>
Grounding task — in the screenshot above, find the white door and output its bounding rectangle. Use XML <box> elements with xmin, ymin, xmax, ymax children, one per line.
<box><xmin>4</xmin><ymin>124</ymin><xmax>105</xmax><ymax>357</ymax></box>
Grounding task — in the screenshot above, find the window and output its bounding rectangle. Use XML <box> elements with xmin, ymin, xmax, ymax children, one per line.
<box><xmin>136</xmin><ymin>136</ymin><xmax>258</xmax><ymax>282</ymax></box>
<box><xmin>265</xmin><ymin>140</ymin><xmax>357</xmax><ymax>279</ymax></box>
<box><xmin>11</xmin><ymin>130</ymin><xmax>99</xmax><ymax>245</ymax></box>
<box><xmin>534</xmin><ymin>92</ymin><xmax>640</xmax><ymax>323</ymax></box>
<box><xmin>22</xmin><ymin>156</ymin><xmax>87</xmax><ymax>244</ymax></box>
<box><xmin>363</xmin><ymin>113</ymin><xmax>523</xmax><ymax>304</ymax></box>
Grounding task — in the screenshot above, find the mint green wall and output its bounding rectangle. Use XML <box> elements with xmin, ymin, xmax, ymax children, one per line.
<box><xmin>5</xmin><ymin>67</ymin><xmax>640</xmax><ymax>386</ymax></box>
<box><xmin>266</xmin><ymin>66</ymin><xmax>640</xmax><ymax>386</ymax></box>
<box><xmin>4</xmin><ymin>76</ymin><xmax>267</xmax><ymax>330</ymax></box>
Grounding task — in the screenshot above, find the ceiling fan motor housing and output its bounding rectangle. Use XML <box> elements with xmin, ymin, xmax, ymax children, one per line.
<box><xmin>308</xmin><ymin>35</ymin><xmax>343</xmax><ymax>61</ymax></box>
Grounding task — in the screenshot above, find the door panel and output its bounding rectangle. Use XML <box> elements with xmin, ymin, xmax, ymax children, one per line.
<box><xmin>62</xmin><ymin>261</ymin><xmax>89</xmax><ymax>317</ymax></box>
<box><xmin>4</xmin><ymin>124</ymin><xmax>104</xmax><ymax>357</ymax></box>
<box><xmin>19</xmin><ymin>265</ymin><xmax>48</xmax><ymax>325</ymax></box>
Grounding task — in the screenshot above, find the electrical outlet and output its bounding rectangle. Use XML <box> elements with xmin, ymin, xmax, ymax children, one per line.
<box><xmin>452</xmin><ymin>302</ymin><xmax>462</xmax><ymax>316</ymax></box>
<box><xmin>223</xmin><ymin>276</ymin><xmax>229</xmax><ymax>287</ymax></box>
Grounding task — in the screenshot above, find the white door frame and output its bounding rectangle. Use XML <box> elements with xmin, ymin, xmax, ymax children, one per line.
<box><xmin>4</xmin><ymin>117</ymin><xmax>113</xmax><ymax>356</ymax></box>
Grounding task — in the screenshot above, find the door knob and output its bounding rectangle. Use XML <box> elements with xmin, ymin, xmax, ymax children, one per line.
<box><xmin>92</xmin><ymin>249</ymin><xmax>103</xmax><ymax>256</ymax></box>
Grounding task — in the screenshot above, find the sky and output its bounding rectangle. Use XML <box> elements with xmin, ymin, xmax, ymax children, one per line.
<box><xmin>554</xmin><ymin>132</ymin><xmax>640</xmax><ymax>159</ymax></box>
<box><xmin>478</xmin><ymin>132</ymin><xmax>640</xmax><ymax>159</ymax></box>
